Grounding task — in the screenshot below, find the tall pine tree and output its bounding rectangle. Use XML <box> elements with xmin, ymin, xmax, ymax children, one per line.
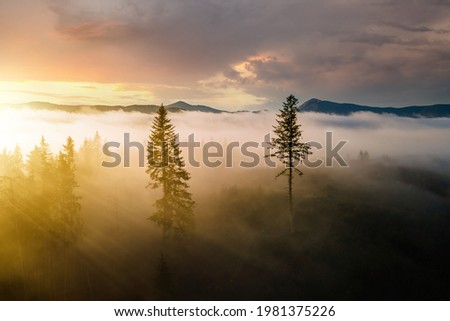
<box><xmin>146</xmin><ymin>105</ymin><xmax>195</xmax><ymax>241</ymax></box>
<box><xmin>269</xmin><ymin>95</ymin><xmax>311</xmax><ymax>233</ymax></box>
<box><xmin>57</xmin><ymin>137</ymin><xmax>82</xmax><ymax>244</ymax></box>
<box><xmin>27</xmin><ymin>136</ymin><xmax>57</xmax><ymax>231</ymax></box>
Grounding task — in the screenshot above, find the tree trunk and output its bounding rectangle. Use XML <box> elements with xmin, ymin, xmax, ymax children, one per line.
<box><xmin>288</xmin><ymin>150</ymin><xmax>295</xmax><ymax>234</ymax></box>
<box><xmin>162</xmin><ymin>167</ymin><xmax>168</xmax><ymax>242</ymax></box>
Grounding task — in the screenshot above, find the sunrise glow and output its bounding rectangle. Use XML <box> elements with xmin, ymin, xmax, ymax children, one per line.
<box><xmin>1</xmin><ymin>0</ymin><xmax>449</xmax><ymax>309</ymax></box>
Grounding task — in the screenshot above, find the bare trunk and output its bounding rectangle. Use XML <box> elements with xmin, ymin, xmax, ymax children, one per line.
<box><xmin>288</xmin><ymin>149</ymin><xmax>295</xmax><ymax>234</ymax></box>
<box><xmin>162</xmin><ymin>167</ymin><xmax>168</xmax><ymax>243</ymax></box>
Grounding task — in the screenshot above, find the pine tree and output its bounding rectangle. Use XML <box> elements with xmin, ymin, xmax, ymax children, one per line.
<box><xmin>78</xmin><ymin>131</ymin><xmax>103</xmax><ymax>172</ymax></box>
<box><xmin>0</xmin><ymin>145</ymin><xmax>25</xmax><ymax>215</ymax></box>
<box><xmin>56</xmin><ymin>137</ymin><xmax>82</xmax><ymax>244</ymax></box>
<box><xmin>146</xmin><ymin>105</ymin><xmax>195</xmax><ymax>241</ymax></box>
<box><xmin>27</xmin><ymin>137</ymin><xmax>54</xmax><ymax>203</ymax></box>
<box><xmin>154</xmin><ymin>254</ymin><xmax>173</xmax><ymax>300</ymax></box>
<box><xmin>10</xmin><ymin>145</ymin><xmax>25</xmax><ymax>179</ymax></box>
<box><xmin>28</xmin><ymin>136</ymin><xmax>54</xmax><ymax>192</ymax></box>
<box><xmin>27</xmin><ymin>146</ymin><xmax>42</xmax><ymax>184</ymax></box>
<box><xmin>0</xmin><ymin>149</ymin><xmax>18</xmax><ymax>212</ymax></box>
<box><xmin>269</xmin><ymin>95</ymin><xmax>311</xmax><ymax>233</ymax></box>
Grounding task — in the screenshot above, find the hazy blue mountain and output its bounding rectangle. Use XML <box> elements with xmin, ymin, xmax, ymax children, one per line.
<box><xmin>3</xmin><ymin>99</ymin><xmax>450</xmax><ymax>117</ymax></box>
<box><xmin>6</xmin><ymin>101</ymin><xmax>223</xmax><ymax>114</ymax></box>
<box><xmin>299</xmin><ymin>98</ymin><xmax>450</xmax><ymax>118</ymax></box>
<box><xmin>166</xmin><ymin>101</ymin><xmax>223</xmax><ymax>113</ymax></box>
<box><xmin>122</xmin><ymin>104</ymin><xmax>161</xmax><ymax>114</ymax></box>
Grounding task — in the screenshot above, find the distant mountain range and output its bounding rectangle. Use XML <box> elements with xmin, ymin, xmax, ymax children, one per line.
<box><xmin>5</xmin><ymin>101</ymin><xmax>223</xmax><ymax>114</ymax></box>
<box><xmin>3</xmin><ymin>99</ymin><xmax>450</xmax><ymax>118</ymax></box>
<box><xmin>299</xmin><ymin>98</ymin><xmax>450</xmax><ymax>118</ymax></box>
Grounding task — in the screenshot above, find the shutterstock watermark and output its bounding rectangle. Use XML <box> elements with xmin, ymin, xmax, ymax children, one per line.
<box><xmin>102</xmin><ymin>132</ymin><xmax>349</xmax><ymax>168</ymax></box>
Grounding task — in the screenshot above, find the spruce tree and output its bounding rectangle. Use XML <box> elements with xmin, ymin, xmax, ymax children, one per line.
<box><xmin>57</xmin><ymin>137</ymin><xmax>82</xmax><ymax>244</ymax></box>
<box><xmin>11</xmin><ymin>145</ymin><xmax>25</xmax><ymax>179</ymax></box>
<box><xmin>269</xmin><ymin>95</ymin><xmax>311</xmax><ymax>233</ymax></box>
<box><xmin>146</xmin><ymin>105</ymin><xmax>195</xmax><ymax>241</ymax></box>
<box><xmin>27</xmin><ymin>146</ymin><xmax>42</xmax><ymax>184</ymax></box>
<box><xmin>78</xmin><ymin>131</ymin><xmax>103</xmax><ymax>172</ymax></box>
<box><xmin>27</xmin><ymin>137</ymin><xmax>53</xmax><ymax>190</ymax></box>
<box><xmin>27</xmin><ymin>136</ymin><xmax>56</xmax><ymax>226</ymax></box>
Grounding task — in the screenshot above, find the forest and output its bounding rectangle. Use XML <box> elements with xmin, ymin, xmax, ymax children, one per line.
<box><xmin>0</xmin><ymin>99</ymin><xmax>449</xmax><ymax>300</ymax></box>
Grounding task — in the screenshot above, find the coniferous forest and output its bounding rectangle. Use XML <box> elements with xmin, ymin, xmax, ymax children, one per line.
<box><xmin>1</xmin><ymin>0</ymin><xmax>450</xmax><ymax>308</ymax></box>
<box><xmin>1</xmin><ymin>97</ymin><xmax>449</xmax><ymax>300</ymax></box>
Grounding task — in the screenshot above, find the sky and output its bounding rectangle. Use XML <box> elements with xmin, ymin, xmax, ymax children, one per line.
<box><xmin>0</xmin><ymin>0</ymin><xmax>449</xmax><ymax>110</ymax></box>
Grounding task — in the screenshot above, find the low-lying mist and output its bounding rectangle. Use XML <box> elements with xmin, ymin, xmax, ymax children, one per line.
<box><xmin>1</xmin><ymin>108</ymin><xmax>449</xmax><ymax>163</ymax></box>
<box><xmin>0</xmin><ymin>108</ymin><xmax>449</xmax><ymax>300</ymax></box>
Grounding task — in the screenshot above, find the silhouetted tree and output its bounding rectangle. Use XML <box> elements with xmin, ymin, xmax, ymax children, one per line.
<box><xmin>359</xmin><ymin>150</ymin><xmax>370</xmax><ymax>161</ymax></box>
<box><xmin>10</xmin><ymin>145</ymin><xmax>25</xmax><ymax>178</ymax></box>
<box><xmin>0</xmin><ymin>137</ymin><xmax>88</xmax><ymax>299</ymax></box>
<box><xmin>0</xmin><ymin>145</ymin><xmax>25</xmax><ymax>217</ymax></box>
<box><xmin>27</xmin><ymin>137</ymin><xmax>53</xmax><ymax>189</ymax></box>
<box><xmin>0</xmin><ymin>145</ymin><xmax>24</xmax><ymax>179</ymax></box>
<box><xmin>146</xmin><ymin>105</ymin><xmax>195</xmax><ymax>241</ymax></box>
<box><xmin>0</xmin><ymin>150</ymin><xmax>26</xmax><ymax>299</ymax></box>
<box><xmin>154</xmin><ymin>254</ymin><xmax>174</xmax><ymax>300</ymax></box>
<box><xmin>78</xmin><ymin>131</ymin><xmax>103</xmax><ymax>172</ymax></box>
<box><xmin>27</xmin><ymin>136</ymin><xmax>58</xmax><ymax>230</ymax></box>
<box><xmin>269</xmin><ymin>95</ymin><xmax>311</xmax><ymax>233</ymax></box>
<box><xmin>56</xmin><ymin>137</ymin><xmax>82</xmax><ymax>244</ymax></box>
<box><xmin>27</xmin><ymin>146</ymin><xmax>42</xmax><ymax>183</ymax></box>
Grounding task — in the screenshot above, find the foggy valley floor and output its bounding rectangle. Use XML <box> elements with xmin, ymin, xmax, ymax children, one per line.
<box><xmin>1</xmin><ymin>159</ymin><xmax>449</xmax><ymax>300</ymax></box>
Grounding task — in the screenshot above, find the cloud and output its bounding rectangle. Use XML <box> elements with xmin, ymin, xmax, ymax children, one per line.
<box><xmin>1</xmin><ymin>108</ymin><xmax>449</xmax><ymax>167</ymax></box>
<box><xmin>383</xmin><ymin>22</ymin><xmax>450</xmax><ymax>34</ymax></box>
<box><xmin>341</xmin><ymin>33</ymin><xmax>401</xmax><ymax>46</ymax></box>
<box><xmin>0</xmin><ymin>81</ymin><xmax>158</xmax><ymax>106</ymax></box>
<box><xmin>0</xmin><ymin>0</ymin><xmax>449</xmax><ymax>108</ymax></box>
<box><xmin>56</xmin><ymin>20</ymin><xmax>130</xmax><ymax>40</ymax></box>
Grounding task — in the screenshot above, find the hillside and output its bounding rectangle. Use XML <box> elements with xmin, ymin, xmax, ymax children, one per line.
<box><xmin>3</xmin><ymin>101</ymin><xmax>223</xmax><ymax>114</ymax></box>
<box><xmin>3</xmin><ymin>99</ymin><xmax>450</xmax><ymax>117</ymax></box>
<box><xmin>299</xmin><ymin>98</ymin><xmax>450</xmax><ymax>118</ymax></box>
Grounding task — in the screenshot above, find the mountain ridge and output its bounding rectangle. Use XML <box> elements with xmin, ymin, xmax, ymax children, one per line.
<box><xmin>2</xmin><ymin>99</ymin><xmax>450</xmax><ymax>118</ymax></box>
<box><xmin>3</xmin><ymin>101</ymin><xmax>224</xmax><ymax>114</ymax></box>
<box><xmin>299</xmin><ymin>98</ymin><xmax>450</xmax><ymax>118</ymax></box>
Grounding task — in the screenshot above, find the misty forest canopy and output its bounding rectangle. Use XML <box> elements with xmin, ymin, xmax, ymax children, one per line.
<box><xmin>0</xmin><ymin>95</ymin><xmax>313</xmax><ymax>299</ymax></box>
<box><xmin>1</xmin><ymin>136</ymin><xmax>82</xmax><ymax>244</ymax></box>
<box><xmin>3</xmin><ymin>99</ymin><xmax>450</xmax><ymax>118</ymax></box>
<box><xmin>0</xmin><ymin>129</ymin><xmax>112</xmax><ymax>295</ymax></box>
<box><xmin>0</xmin><ymin>95</ymin><xmax>449</xmax><ymax>300</ymax></box>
